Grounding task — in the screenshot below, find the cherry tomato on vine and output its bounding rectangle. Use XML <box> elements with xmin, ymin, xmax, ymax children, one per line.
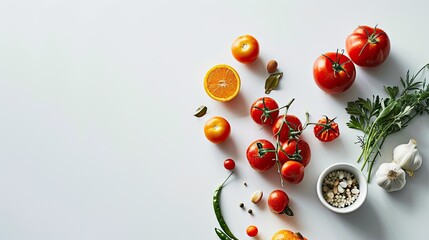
<box><xmin>313</xmin><ymin>50</ymin><xmax>356</xmax><ymax>95</ymax></box>
<box><xmin>223</xmin><ymin>159</ymin><xmax>235</xmax><ymax>170</ymax></box>
<box><xmin>250</xmin><ymin>97</ymin><xmax>279</xmax><ymax>125</ymax></box>
<box><xmin>281</xmin><ymin>161</ymin><xmax>305</xmax><ymax>184</ymax></box>
<box><xmin>231</xmin><ymin>35</ymin><xmax>260</xmax><ymax>64</ymax></box>
<box><xmin>246</xmin><ymin>225</ymin><xmax>258</xmax><ymax>237</ymax></box>
<box><xmin>346</xmin><ymin>25</ymin><xmax>390</xmax><ymax>67</ymax></box>
<box><xmin>277</xmin><ymin>139</ymin><xmax>311</xmax><ymax>167</ymax></box>
<box><xmin>267</xmin><ymin>189</ymin><xmax>293</xmax><ymax>216</ymax></box>
<box><xmin>272</xmin><ymin>114</ymin><xmax>303</xmax><ymax>143</ymax></box>
<box><xmin>203</xmin><ymin>116</ymin><xmax>231</xmax><ymax>144</ymax></box>
<box><xmin>313</xmin><ymin>116</ymin><xmax>340</xmax><ymax>142</ymax></box>
<box><xmin>246</xmin><ymin>139</ymin><xmax>276</xmax><ymax>172</ymax></box>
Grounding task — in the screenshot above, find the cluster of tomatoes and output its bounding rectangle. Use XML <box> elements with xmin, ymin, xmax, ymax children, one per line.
<box><xmin>313</xmin><ymin>25</ymin><xmax>391</xmax><ymax>94</ymax></box>
<box><xmin>246</xmin><ymin>97</ymin><xmax>339</xmax><ymax>185</ymax></box>
<box><xmin>204</xmin><ymin>27</ymin><xmax>389</xmax><ymax>238</ymax></box>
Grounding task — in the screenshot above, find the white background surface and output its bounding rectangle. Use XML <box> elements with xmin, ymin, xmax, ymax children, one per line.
<box><xmin>1</xmin><ymin>0</ymin><xmax>429</xmax><ymax>239</ymax></box>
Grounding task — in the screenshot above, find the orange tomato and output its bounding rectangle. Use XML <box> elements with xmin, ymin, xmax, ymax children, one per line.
<box><xmin>231</xmin><ymin>35</ymin><xmax>259</xmax><ymax>64</ymax></box>
<box><xmin>271</xmin><ymin>230</ymin><xmax>307</xmax><ymax>240</ymax></box>
<box><xmin>204</xmin><ymin>116</ymin><xmax>231</xmax><ymax>144</ymax></box>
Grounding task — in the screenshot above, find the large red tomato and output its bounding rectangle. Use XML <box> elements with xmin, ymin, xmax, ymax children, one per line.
<box><xmin>246</xmin><ymin>139</ymin><xmax>276</xmax><ymax>172</ymax></box>
<box><xmin>346</xmin><ymin>25</ymin><xmax>390</xmax><ymax>67</ymax></box>
<box><xmin>277</xmin><ymin>139</ymin><xmax>311</xmax><ymax>167</ymax></box>
<box><xmin>250</xmin><ymin>97</ymin><xmax>279</xmax><ymax>125</ymax></box>
<box><xmin>313</xmin><ymin>51</ymin><xmax>356</xmax><ymax>95</ymax></box>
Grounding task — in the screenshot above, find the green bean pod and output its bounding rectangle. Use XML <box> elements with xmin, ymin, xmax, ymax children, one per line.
<box><xmin>213</xmin><ymin>172</ymin><xmax>238</xmax><ymax>240</ymax></box>
<box><xmin>215</xmin><ymin>228</ymin><xmax>233</xmax><ymax>240</ymax></box>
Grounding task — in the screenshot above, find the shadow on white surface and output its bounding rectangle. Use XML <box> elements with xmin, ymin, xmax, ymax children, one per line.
<box><xmin>340</xmin><ymin>199</ymin><xmax>386</xmax><ymax>239</ymax></box>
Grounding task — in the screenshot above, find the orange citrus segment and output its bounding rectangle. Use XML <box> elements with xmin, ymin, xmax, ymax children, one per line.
<box><xmin>204</xmin><ymin>64</ymin><xmax>240</xmax><ymax>102</ymax></box>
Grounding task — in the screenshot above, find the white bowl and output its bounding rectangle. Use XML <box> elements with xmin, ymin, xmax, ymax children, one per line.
<box><xmin>316</xmin><ymin>163</ymin><xmax>368</xmax><ymax>213</ymax></box>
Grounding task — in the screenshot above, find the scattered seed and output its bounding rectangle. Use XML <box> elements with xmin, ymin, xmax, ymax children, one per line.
<box><xmin>193</xmin><ymin>105</ymin><xmax>207</xmax><ymax>117</ymax></box>
<box><xmin>266</xmin><ymin>60</ymin><xmax>278</xmax><ymax>74</ymax></box>
<box><xmin>351</xmin><ymin>188</ymin><xmax>360</xmax><ymax>195</ymax></box>
<box><xmin>251</xmin><ymin>190</ymin><xmax>263</xmax><ymax>204</ymax></box>
<box><xmin>248</xmin><ymin>209</ymin><xmax>253</xmax><ymax>214</ymax></box>
<box><xmin>239</xmin><ymin>203</ymin><xmax>245</xmax><ymax>208</ymax></box>
<box><xmin>244</xmin><ymin>182</ymin><xmax>248</xmax><ymax>187</ymax></box>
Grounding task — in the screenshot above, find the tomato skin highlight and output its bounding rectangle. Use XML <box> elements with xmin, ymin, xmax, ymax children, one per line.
<box><xmin>313</xmin><ymin>52</ymin><xmax>356</xmax><ymax>94</ymax></box>
<box><xmin>281</xmin><ymin>161</ymin><xmax>305</xmax><ymax>184</ymax></box>
<box><xmin>346</xmin><ymin>25</ymin><xmax>390</xmax><ymax>67</ymax></box>
<box><xmin>203</xmin><ymin>116</ymin><xmax>231</xmax><ymax>144</ymax></box>
<box><xmin>250</xmin><ymin>97</ymin><xmax>279</xmax><ymax>125</ymax></box>
<box><xmin>246</xmin><ymin>139</ymin><xmax>276</xmax><ymax>172</ymax></box>
<box><xmin>231</xmin><ymin>35</ymin><xmax>260</xmax><ymax>64</ymax></box>
<box><xmin>277</xmin><ymin>139</ymin><xmax>311</xmax><ymax>167</ymax></box>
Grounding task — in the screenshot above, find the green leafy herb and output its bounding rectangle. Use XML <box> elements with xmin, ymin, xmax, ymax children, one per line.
<box><xmin>194</xmin><ymin>105</ymin><xmax>207</xmax><ymax>117</ymax></box>
<box><xmin>346</xmin><ymin>63</ymin><xmax>429</xmax><ymax>182</ymax></box>
<box><xmin>265</xmin><ymin>72</ymin><xmax>283</xmax><ymax>94</ymax></box>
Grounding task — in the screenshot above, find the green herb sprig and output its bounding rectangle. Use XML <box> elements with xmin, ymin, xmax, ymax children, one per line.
<box><xmin>346</xmin><ymin>63</ymin><xmax>429</xmax><ymax>182</ymax></box>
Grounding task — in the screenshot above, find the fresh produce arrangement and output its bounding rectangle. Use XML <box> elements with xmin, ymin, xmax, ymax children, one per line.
<box><xmin>197</xmin><ymin>26</ymin><xmax>428</xmax><ymax>238</ymax></box>
<box><xmin>346</xmin><ymin>63</ymin><xmax>429</xmax><ymax>181</ymax></box>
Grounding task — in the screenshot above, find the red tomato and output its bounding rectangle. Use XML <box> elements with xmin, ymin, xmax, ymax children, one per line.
<box><xmin>272</xmin><ymin>115</ymin><xmax>303</xmax><ymax>143</ymax></box>
<box><xmin>250</xmin><ymin>97</ymin><xmax>279</xmax><ymax>125</ymax></box>
<box><xmin>281</xmin><ymin>161</ymin><xmax>305</xmax><ymax>184</ymax></box>
<box><xmin>277</xmin><ymin>139</ymin><xmax>311</xmax><ymax>167</ymax></box>
<box><xmin>313</xmin><ymin>51</ymin><xmax>356</xmax><ymax>94</ymax></box>
<box><xmin>313</xmin><ymin>116</ymin><xmax>340</xmax><ymax>142</ymax></box>
<box><xmin>346</xmin><ymin>25</ymin><xmax>390</xmax><ymax>67</ymax></box>
<box><xmin>246</xmin><ymin>139</ymin><xmax>276</xmax><ymax>172</ymax></box>
<box><xmin>223</xmin><ymin>159</ymin><xmax>235</xmax><ymax>170</ymax></box>
<box><xmin>203</xmin><ymin>116</ymin><xmax>231</xmax><ymax>144</ymax></box>
<box><xmin>231</xmin><ymin>35</ymin><xmax>260</xmax><ymax>64</ymax></box>
<box><xmin>267</xmin><ymin>189</ymin><xmax>293</xmax><ymax>216</ymax></box>
<box><xmin>246</xmin><ymin>225</ymin><xmax>258</xmax><ymax>237</ymax></box>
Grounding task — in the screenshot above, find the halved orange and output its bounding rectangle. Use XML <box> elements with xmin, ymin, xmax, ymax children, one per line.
<box><xmin>204</xmin><ymin>64</ymin><xmax>240</xmax><ymax>102</ymax></box>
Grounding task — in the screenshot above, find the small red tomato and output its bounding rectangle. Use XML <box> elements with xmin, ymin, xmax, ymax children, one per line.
<box><xmin>313</xmin><ymin>116</ymin><xmax>340</xmax><ymax>142</ymax></box>
<box><xmin>246</xmin><ymin>225</ymin><xmax>258</xmax><ymax>237</ymax></box>
<box><xmin>346</xmin><ymin>25</ymin><xmax>390</xmax><ymax>67</ymax></box>
<box><xmin>204</xmin><ymin>116</ymin><xmax>231</xmax><ymax>144</ymax></box>
<box><xmin>277</xmin><ymin>139</ymin><xmax>311</xmax><ymax>167</ymax></box>
<box><xmin>223</xmin><ymin>159</ymin><xmax>235</xmax><ymax>170</ymax></box>
<box><xmin>231</xmin><ymin>35</ymin><xmax>260</xmax><ymax>64</ymax></box>
<box><xmin>272</xmin><ymin>114</ymin><xmax>303</xmax><ymax>143</ymax></box>
<box><xmin>250</xmin><ymin>97</ymin><xmax>279</xmax><ymax>125</ymax></box>
<box><xmin>246</xmin><ymin>139</ymin><xmax>276</xmax><ymax>172</ymax></box>
<box><xmin>267</xmin><ymin>189</ymin><xmax>293</xmax><ymax>216</ymax></box>
<box><xmin>281</xmin><ymin>161</ymin><xmax>305</xmax><ymax>184</ymax></box>
<box><xmin>313</xmin><ymin>51</ymin><xmax>356</xmax><ymax>94</ymax></box>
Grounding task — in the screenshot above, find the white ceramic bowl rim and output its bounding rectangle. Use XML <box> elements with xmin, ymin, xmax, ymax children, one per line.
<box><xmin>316</xmin><ymin>162</ymin><xmax>368</xmax><ymax>213</ymax></box>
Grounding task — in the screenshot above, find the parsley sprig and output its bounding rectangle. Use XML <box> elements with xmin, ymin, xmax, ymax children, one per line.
<box><xmin>346</xmin><ymin>63</ymin><xmax>429</xmax><ymax>182</ymax></box>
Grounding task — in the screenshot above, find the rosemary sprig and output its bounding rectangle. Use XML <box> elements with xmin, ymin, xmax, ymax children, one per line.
<box><xmin>346</xmin><ymin>63</ymin><xmax>429</xmax><ymax>182</ymax></box>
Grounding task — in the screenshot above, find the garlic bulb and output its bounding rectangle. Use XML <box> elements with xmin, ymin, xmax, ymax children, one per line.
<box><xmin>376</xmin><ymin>162</ymin><xmax>406</xmax><ymax>192</ymax></box>
<box><xmin>393</xmin><ymin>139</ymin><xmax>422</xmax><ymax>176</ymax></box>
